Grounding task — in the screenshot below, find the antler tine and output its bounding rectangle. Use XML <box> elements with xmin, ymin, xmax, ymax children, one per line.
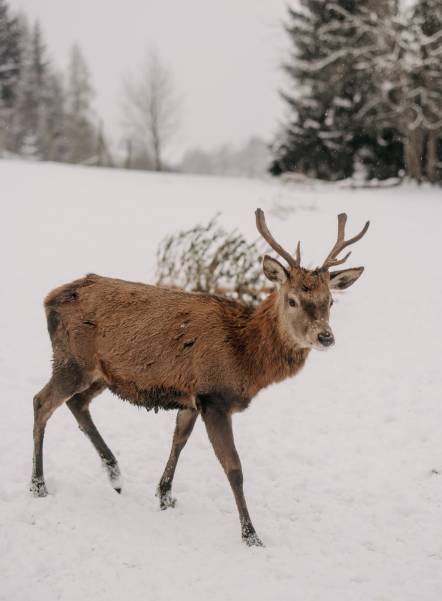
<box><xmin>255</xmin><ymin>208</ymin><xmax>298</xmax><ymax>267</ymax></box>
<box><xmin>336</xmin><ymin>213</ymin><xmax>347</xmax><ymax>242</ymax></box>
<box><xmin>295</xmin><ymin>240</ymin><xmax>301</xmax><ymax>266</ymax></box>
<box><xmin>322</xmin><ymin>213</ymin><xmax>370</xmax><ymax>270</ymax></box>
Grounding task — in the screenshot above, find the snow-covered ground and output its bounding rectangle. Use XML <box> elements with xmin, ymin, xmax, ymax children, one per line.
<box><xmin>1</xmin><ymin>160</ymin><xmax>442</xmax><ymax>601</ymax></box>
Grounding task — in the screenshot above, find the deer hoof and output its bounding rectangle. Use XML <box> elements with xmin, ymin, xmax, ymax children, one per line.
<box><xmin>242</xmin><ymin>524</ymin><xmax>264</xmax><ymax>547</ymax></box>
<box><xmin>243</xmin><ymin>533</ymin><xmax>264</xmax><ymax>547</ymax></box>
<box><xmin>160</xmin><ymin>494</ymin><xmax>177</xmax><ymax>510</ymax></box>
<box><xmin>30</xmin><ymin>478</ymin><xmax>48</xmax><ymax>498</ymax></box>
<box><xmin>157</xmin><ymin>488</ymin><xmax>176</xmax><ymax>510</ymax></box>
<box><xmin>103</xmin><ymin>460</ymin><xmax>122</xmax><ymax>493</ymax></box>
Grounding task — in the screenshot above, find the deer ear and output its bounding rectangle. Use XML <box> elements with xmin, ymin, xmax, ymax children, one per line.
<box><xmin>329</xmin><ymin>267</ymin><xmax>364</xmax><ymax>290</ymax></box>
<box><xmin>262</xmin><ymin>255</ymin><xmax>289</xmax><ymax>284</ymax></box>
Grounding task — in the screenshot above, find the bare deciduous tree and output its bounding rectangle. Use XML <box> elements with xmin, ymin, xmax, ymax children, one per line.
<box><xmin>122</xmin><ymin>51</ymin><xmax>179</xmax><ymax>171</ymax></box>
<box><xmin>65</xmin><ymin>44</ymin><xmax>97</xmax><ymax>164</ymax></box>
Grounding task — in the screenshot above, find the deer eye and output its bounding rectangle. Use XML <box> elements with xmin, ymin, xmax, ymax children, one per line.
<box><xmin>330</xmin><ymin>298</ymin><xmax>334</xmax><ymax>307</ymax></box>
<box><xmin>288</xmin><ymin>297</ymin><xmax>298</xmax><ymax>308</ymax></box>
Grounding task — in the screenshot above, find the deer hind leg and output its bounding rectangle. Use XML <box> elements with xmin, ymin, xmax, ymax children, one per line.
<box><xmin>157</xmin><ymin>408</ymin><xmax>198</xmax><ymax>509</ymax></box>
<box><xmin>31</xmin><ymin>360</ymin><xmax>92</xmax><ymax>497</ymax></box>
<box><xmin>202</xmin><ymin>405</ymin><xmax>263</xmax><ymax>547</ymax></box>
<box><xmin>66</xmin><ymin>382</ymin><xmax>122</xmax><ymax>494</ymax></box>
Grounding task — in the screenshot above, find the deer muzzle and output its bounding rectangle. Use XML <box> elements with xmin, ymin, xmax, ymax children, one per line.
<box><xmin>317</xmin><ymin>330</ymin><xmax>334</xmax><ymax>348</ymax></box>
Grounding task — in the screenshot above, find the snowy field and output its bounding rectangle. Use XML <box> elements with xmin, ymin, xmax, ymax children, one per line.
<box><xmin>1</xmin><ymin>160</ymin><xmax>442</xmax><ymax>601</ymax></box>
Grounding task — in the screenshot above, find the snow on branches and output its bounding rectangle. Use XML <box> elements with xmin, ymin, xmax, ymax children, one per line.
<box><xmin>272</xmin><ymin>0</ymin><xmax>442</xmax><ymax>183</ymax></box>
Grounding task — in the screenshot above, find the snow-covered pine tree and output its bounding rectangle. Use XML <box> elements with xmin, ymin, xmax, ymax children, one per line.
<box><xmin>0</xmin><ymin>0</ymin><xmax>21</xmax><ymax>152</ymax></box>
<box><xmin>335</xmin><ymin>0</ymin><xmax>403</xmax><ymax>180</ymax></box>
<box><xmin>31</xmin><ymin>21</ymin><xmax>53</xmax><ymax>159</ymax></box>
<box><xmin>0</xmin><ymin>0</ymin><xmax>20</xmax><ymax>106</ymax></box>
<box><xmin>10</xmin><ymin>18</ymin><xmax>67</xmax><ymax>161</ymax></box>
<box><xmin>355</xmin><ymin>0</ymin><xmax>442</xmax><ymax>182</ymax></box>
<box><xmin>64</xmin><ymin>44</ymin><xmax>97</xmax><ymax>164</ymax></box>
<box><xmin>411</xmin><ymin>0</ymin><xmax>442</xmax><ymax>182</ymax></box>
<box><xmin>271</xmin><ymin>1</ymin><xmax>345</xmax><ymax>180</ymax></box>
<box><xmin>7</xmin><ymin>14</ymin><xmax>40</xmax><ymax>157</ymax></box>
<box><xmin>1</xmin><ymin>6</ymin><xmax>105</xmax><ymax>166</ymax></box>
<box><xmin>270</xmin><ymin>0</ymin><xmax>402</xmax><ymax>181</ymax></box>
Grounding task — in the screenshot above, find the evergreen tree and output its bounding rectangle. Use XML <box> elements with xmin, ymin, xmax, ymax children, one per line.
<box><xmin>271</xmin><ymin>1</ymin><xmax>344</xmax><ymax>180</ymax></box>
<box><xmin>356</xmin><ymin>0</ymin><xmax>442</xmax><ymax>182</ymax></box>
<box><xmin>31</xmin><ymin>23</ymin><xmax>67</xmax><ymax>161</ymax></box>
<box><xmin>1</xmin><ymin>3</ymin><xmax>107</xmax><ymax>167</ymax></box>
<box><xmin>8</xmin><ymin>14</ymin><xmax>37</xmax><ymax>156</ymax></box>
<box><xmin>10</xmin><ymin>18</ymin><xmax>68</xmax><ymax>160</ymax></box>
<box><xmin>0</xmin><ymin>0</ymin><xmax>20</xmax><ymax>107</ymax></box>
<box><xmin>271</xmin><ymin>0</ymin><xmax>402</xmax><ymax>180</ymax></box>
<box><xmin>333</xmin><ymin>0</ymin><xmax>403</xmax><ymax>180</ymax></box>
<box><xmin>0</xmin><ymin>0</ymin><xmax>21</xmax><ymax>151</ymax></box>
<box><xmin>411</xmin><ymin>0</ymin><xmax>442</xmax><ymax>182</ymax></box>
<box><xmin>31</xmin><ymin>21</ymin><xmax>49</xmax><ymax>156</ymax></box>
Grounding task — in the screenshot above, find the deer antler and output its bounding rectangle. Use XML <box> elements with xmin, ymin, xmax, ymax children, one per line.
<box><xmin>322</xmin><ymin>213</ymin><xmax>370</xmax><ymax>270</ymax></box>
<box><xmin>255</xmin><ymin>208</ymin><xmax>300</xmax><ymax>268</ymax></box>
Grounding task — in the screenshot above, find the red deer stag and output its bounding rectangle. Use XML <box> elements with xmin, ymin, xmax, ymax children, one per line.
<box><xmin>31</xmin><ymin>209</ymin><xmax>369</xmax><ymax>546</ymax></box>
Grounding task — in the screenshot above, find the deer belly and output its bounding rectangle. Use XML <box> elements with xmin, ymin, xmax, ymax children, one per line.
<box><xmin>107</xmin><ymin>378</ymin><xmax>197</xmax><ymax>413</ymax></box>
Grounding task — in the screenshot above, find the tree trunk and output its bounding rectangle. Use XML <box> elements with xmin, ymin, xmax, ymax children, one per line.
<box><xmin>152</xmin><ymin>131</ymin><xmax>162</xmax><ymax>172</ymax></box>
<box><xmin>404</xmin><ymin>128</ymin><xmax>423</xmax><ymax>183</ymax></box>
<box><xmin>426</xmin><ymin>131</ymin><xmax>438</xmax><ymax>184</ymax></box>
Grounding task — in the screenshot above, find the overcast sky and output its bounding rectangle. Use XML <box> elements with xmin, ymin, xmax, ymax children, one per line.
<box><xmin>9</xmin><ymin>0</ymin><xmax>290</xmax><ymax>158</ymax></box>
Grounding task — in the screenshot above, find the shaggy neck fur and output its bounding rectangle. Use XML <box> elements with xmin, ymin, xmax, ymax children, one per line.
<box><xmin>238</xmin><ymin>293</ymin><xmax>310</xmax><ymax>397</ymax></box>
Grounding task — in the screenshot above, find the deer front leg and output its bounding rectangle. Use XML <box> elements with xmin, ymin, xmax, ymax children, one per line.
<box><xmin>157</xmin><ymin>408</ymin><xmax>198</xmax><ymax>509</ymax></box>
<box><xmin>202</xmin><ymin>406</ymin><xmax>263</xmax><ymax>547</ymax></box>
<box><xmin>67</xmin><ymin>383</ymin><xmax>122</xmax><ymax>494</ymax></box>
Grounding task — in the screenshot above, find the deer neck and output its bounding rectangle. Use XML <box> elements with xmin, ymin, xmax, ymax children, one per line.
<box><xmin>241</xmin><ymin>293</ymin><xmax>310</xmax><ymax>397</ymax></box>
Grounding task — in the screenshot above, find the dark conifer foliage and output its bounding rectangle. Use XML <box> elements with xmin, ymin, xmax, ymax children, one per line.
<box><xmin>271</xmin><ymin>0</ymin><xmax>442</xmax><ymax>183</ymax></box>
<box><xmin>270</xmin><ymin>1</ymin><xmax>384</xmax><ymax>180</ymax></box>
<box><xmin>0</xmin><ymin>0</ymin><xmax>20</xmax><ymax>149</ymax></box>
<box><xmin>409</xmin><ymin>0</ymin><xmax>442</xmax><ymax>182</ymax></box>
<box><xmin>0</xmin><ymin>0</ymin><xmax>20</xmax><ymax>107</ymax></box>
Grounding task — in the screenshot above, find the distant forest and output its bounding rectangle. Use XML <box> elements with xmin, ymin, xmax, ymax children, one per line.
<box><xmin>0</xmin><ymin>0</ymin><xmax>269</xmax><ymax>176</ymax></box>
<box><xmin>1</xmin><ymin>0</ymin><xmax>441</xmax><ymax>183</ymax></box>
<box><xmin>0</xmin><ymin>0</ymin><xmax>112</xmax><ymax>166</ymax></box>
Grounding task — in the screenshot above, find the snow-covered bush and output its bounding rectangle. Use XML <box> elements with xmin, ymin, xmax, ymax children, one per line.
<box><xmin>155</xmin><ymin>215</ymin><xmax>270</xmax><ymax>306</ymax></box>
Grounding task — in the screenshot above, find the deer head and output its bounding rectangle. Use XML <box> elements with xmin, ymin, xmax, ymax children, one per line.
<box><xmin>256</xmin><ymin>209</ymin><xmax>369</xmax><ymax>351</ymax></box>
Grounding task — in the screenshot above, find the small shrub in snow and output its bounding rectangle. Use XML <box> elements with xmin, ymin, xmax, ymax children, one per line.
<box><xmin>155</xmin><ymin>215</ymin><xmax>271</xmax><ymax>306</ymax></box>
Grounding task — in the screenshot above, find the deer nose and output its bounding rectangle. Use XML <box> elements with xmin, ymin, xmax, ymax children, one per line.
<box><xmin>318</xmin><ymin>331</ymin><xmax>334</xmax><ymax>347</ymax></box>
